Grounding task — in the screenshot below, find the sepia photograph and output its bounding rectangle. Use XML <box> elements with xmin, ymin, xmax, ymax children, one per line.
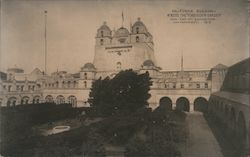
<box><xmin>0</xmin><ymin>0</ymin><xmax>249</xmax><ymax>156</ymax></box>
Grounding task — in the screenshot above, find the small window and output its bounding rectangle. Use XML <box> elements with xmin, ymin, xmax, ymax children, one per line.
<box><xmin>136</xmin><ymin>36</ymin><xmax>139</xmax><ymax>42</ymax></box>
<box><xmin>181</xmin><ymin>84</ymin><xmax>184</xmax><ymax>88</ymax></box>
<box><xmin>165</xmin><ymin>84</ymin><xmax>169</xmax><ymax>88</ymax></box>
<box><xmin>118</xmin><ymin>38</ymin><xmax>126</xmax><ymax>43</ymax></box>
<box><xmin>8</xmin><ymin>86</ymin><xmax>11</xmax><ymax>92</ymax></box>
<box><xmin>136</xmin><ymin>27</ymin><xmax>139</xmax><ymax>34</ymax></box>
<box><xmin>84</xmin><ymin>81</ymin><xmax>87</xmax><ymax>88</ymax></box>
<box><xmin>101</xmin><ymin>31</ymin><xmax>104</xmax><ymax>37</ymax></box>
<box><xmin>205</xmin><ymin>83</ymin><xmax>208</xmax><ymax>88</ymax></box>
<box><xmin>173</xmin><ymin>84</ymin><xmax>176</xmax><ymax>89</ymax></box>
<box><xmin>117</xmin><ymin>62</ymin><xmax>121</xmax><ymax>70</ymax></box>
<box><xmin>196</xmin><ymin>84</ymin><xmax>200</xmax><ymax>88</ymax></box>
<box><xmin>84</xmin><ymin>73</ymin><xmax>87</xmax><ymax>79</ymax></box>
<box><xmin>100</xmin><ymin>39</ymin><xmax>104</xmax><ymax>45</ymax></box>
<box><xmin>21</xmin><ymin>86</ymin><xmax>24</xmax><ymax>91</ymax></box>
<box><xmin>73</xmin><ymin>81</ymin><xmax>77</xmax><ymax>88</ymax></box>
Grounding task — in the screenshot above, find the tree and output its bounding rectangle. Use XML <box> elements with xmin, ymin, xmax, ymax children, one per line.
<box><xmin>88</xmin><ymin>69</ymin><xmax>152</xmax><ymax>116</ymax></box>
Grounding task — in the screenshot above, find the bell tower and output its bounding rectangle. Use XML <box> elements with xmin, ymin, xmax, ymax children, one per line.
<box><xmin>95</xmin><ymin>21</ymin><xmax>112</xmax><ymax>46</ymax></box>
<box><xmin>93</xmin><ymin>17</ymin><xmax>156</xmax><ymax>75</ymax></box>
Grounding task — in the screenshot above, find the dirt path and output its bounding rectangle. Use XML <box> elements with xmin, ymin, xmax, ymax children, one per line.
<box><xmin>182</xmin><ymin>112</ymin><xmax>224</xmax><ymax>157</ymax></box>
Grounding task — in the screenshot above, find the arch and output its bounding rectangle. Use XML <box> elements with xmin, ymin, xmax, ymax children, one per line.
<box><xmin>224</xmin><ymin>105</ymin><xmax>229</xmax><ymax>118</ymax></box>
<box><xmin>68</xmin><ymin>95</ymin><xmax>77</xmax><ymax>107</ymax></box>
<box><xmin>230</xmin><ymin>107</ymin><xmax>236</xmax><ymax>131</ymax></box>
<box><xmin>33</xmin><ymin>95</ymin><xmax>40</xmax><ymax>104</ymax></box>
<box><xmin>116</xmin><ymin>62</ymin><xmax>121</xmax><ymax>70</ymax></box>
<box><xmin>21</xmin><ymin>96</ymin><xmax>29</xmax><ymax>105</ymax></box>
<box><xmin>7</xmin><ymin>97</ymin><xmax>17</xmax><ymax>107</ymax></box>
<box><xmin>45</xmin><ymin>95</ymin><xmax>54</xmax><ymax>103</ymax></box>
<box><xmin>136</xmin><ymin>36</ymin><xmax>139</xmax><ymax>42</ymax></box>
<box><xmin>194</xmin><ymin>97</ymin><xmax>208</xmax><ymax>112</ymax></box>
<box><xmin>237</xmin><ymin>111</ymin><xmax>247</xmax><ymax>143</ymax></box>
<box><xmin>159</xmin><ymin>97</ymin><xmax>172</xmax><ymax>110</ymax></box>
<box><xmin>176</xmin><ymin>97</ymin><xmax>190</xmax><ymax>112</ymax></box>
<box><xmin>56</xmin><ymin>95</ymin><xmax>65</xmax><ymax>104</ymax></box>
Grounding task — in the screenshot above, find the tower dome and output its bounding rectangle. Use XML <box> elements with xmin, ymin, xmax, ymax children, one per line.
<box><xmin>133</xmin><ymin>17</ymin><xmax>146</xmax><ymax>27</ymax></box>
<box><xmin>114</xmin><ymin>27</ymin><xmax>129</xmax><ymax>37</ymax></box>
<box><xmin>96</xmin><ymin>21</ymin><xmax>112</xmax><ymax>38</ymax></box>
<box><xmin>132</xmin><ymin>17</ymin><xmax>148</xmax><ymax>34</ymax></box>
<box><xmin>143</xmin><ymin>60</ymin><xmax>155</xmax><ymax>67</ymax></box>
<box><xmin>81</xmin><ymin>63</ymin><xmax>96</xmax><ymax>71</ymax></box>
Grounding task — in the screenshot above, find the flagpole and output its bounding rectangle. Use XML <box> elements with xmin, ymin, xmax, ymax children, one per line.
<box><xmin>44</xmin><ymin>10</ymin><xmax>47</xmax><ymax>75</ymax></box>
<box><xmin>122</xmin><ymin>11</ymin><xmax>124</xmax><ymax>27</ymax></box>
<box><xmin>181</xmin><ymin>50</ymin><xmax>183</xmax><ymax>72</ymax></box>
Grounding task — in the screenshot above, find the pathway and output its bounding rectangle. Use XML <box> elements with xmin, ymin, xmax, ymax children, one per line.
<box><xmin>181</xmin><ymin>112</ymin><xmax>224</xmax><ymax>157</ymax></box>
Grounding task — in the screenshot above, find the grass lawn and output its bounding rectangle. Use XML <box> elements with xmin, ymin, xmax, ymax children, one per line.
<box><xmin>1</xmin><ymin>104</ymin><xmax>188</xmax><ymax>157</ymax></box>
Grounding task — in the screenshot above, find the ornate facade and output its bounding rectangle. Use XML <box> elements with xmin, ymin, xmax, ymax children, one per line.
<box><xmin>0</xmin><ymin>17</ymin><xmax>228</xmax><ymax>111</ymax></box>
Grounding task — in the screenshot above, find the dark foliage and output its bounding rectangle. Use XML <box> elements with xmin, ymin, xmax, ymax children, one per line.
<box><xmin>125</xmin><ymin>108</ymin><xmax>187</xmax><ymax>157</ymax></box>
<box><xmin>88</xmin><ymin>69</ymin><xmax>152</xmax><ymax>116</ymax></box>
<box><xmin>125</xmin><ymin>138</ymin><xmax>181</xmax><ymax>157</ymax></box>
<box><xmin>0</xmin><ymin>103</ymin><xmax>85</xmax><ymax>156</ymax></box>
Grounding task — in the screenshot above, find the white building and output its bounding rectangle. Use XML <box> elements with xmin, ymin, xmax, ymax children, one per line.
<box><xmin>0</xmin><ymin>17</ymin><xmax>227</xmax><ymax>111</ymax></box>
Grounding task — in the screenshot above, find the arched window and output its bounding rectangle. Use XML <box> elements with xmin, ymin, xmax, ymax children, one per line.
<box><xmin>101</xmin><ymin>31</ymin><xmax>104</xmax><ymax>37</ymax></box>
<box><xmin>68</xmin><ymin>81</ymin><xmax>71</xmax><ymax>88</ymax></box>
<box><xmin>136</xmin><ymin>27</ymin><xmax>139</xmax><ymax>34</ymax></box>
<box><xmin>68</xmin><ymin>96</ymin><xmax>77</xmax><ymax>107</ymax></box>
<box><xmin>84</xmin><ymin>73</ymin><xmax>87</xmax><ymax>79</ymax></box>
<box><xmin>136</xmin><ymin>36</ymin><xmax>139</xmax><ymax>42</ymax></box>
<box><xmin>56</xmin><ymin>81</ymin><xmax>59</xmax><ymax>88</ymax></box>
<box><xmin>117</xmin><ymin>62</ymin><xmax>121</xmax><ymax>70</ymax></box>
<box><xmin>100</xmin><ymin>39</ymin><xmax>104</xmax><ymax>45</ymax></box>
<box><xmin>84</xmin><ymin>81</ymin><xmax>87</xmax><ymax>88</ymax></box>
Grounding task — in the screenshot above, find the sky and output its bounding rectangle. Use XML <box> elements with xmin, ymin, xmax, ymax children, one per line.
<box><xmin>0</xmin><ymin>0</ymin><xmax>249</xmax><ymax>74</ymax></box>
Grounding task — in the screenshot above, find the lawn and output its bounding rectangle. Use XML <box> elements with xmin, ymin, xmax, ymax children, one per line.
<box><xmin>0</xmin><ymin>104</ymin><xmax>187</xmax><ymax>157</ymax></box>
